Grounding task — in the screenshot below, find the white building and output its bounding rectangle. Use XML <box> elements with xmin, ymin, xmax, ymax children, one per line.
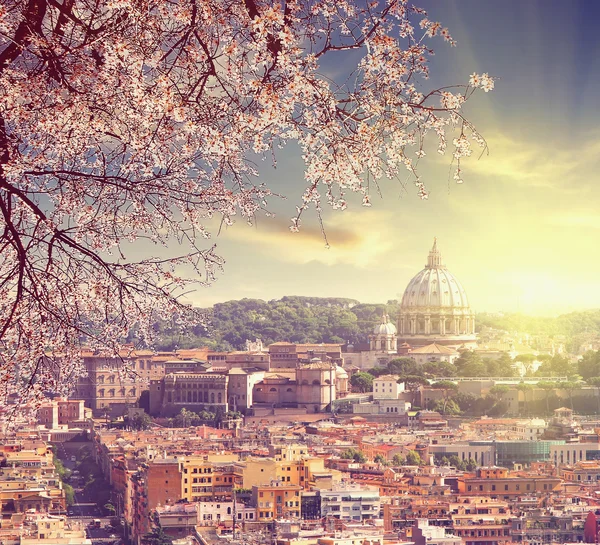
<box><xmin>512</xmin><ymin>418</ymin><xmax>547</xmax><ymax>441</ymax></box>
<box><xmin>353</xmin><ymin>398</ymin><xmax>411</xmax><ymax>416</ymax></box>
<box><xmin>550</xmin><ymin>442</ymin><xmax>600</xmax><ymax>466</ymax></box>
<box><xmin>20</xmin><ymin>515</ymin><xmax>92</xmax><ymax>545</ymax></box>
<box><xmin>197</xmin><ymin>501</ymin><xmax>256</xmax><ymax>524</ymax></box>
<box><xmin>373</xmin><ymin>375</ymin><xmax>404</xmax><ymax>400</ymax></box>
<box><xmin>227</xmin><ymin>368</ymin><xmax>265</xmax><ymax>411</ymax></box>
<box><xmin>320</xmin><ymin>485</ymin><xmax>380</xmax><ymax>521</ymax></box>
<box><xmin>409</xmin><ymin>343</ymin><xmax>459</xmax><ymax>365</ymax></box>
<box><xmin>413</xmin><ymin>519</ymin><xmax>462</xmax><ymax>545</ymax></box>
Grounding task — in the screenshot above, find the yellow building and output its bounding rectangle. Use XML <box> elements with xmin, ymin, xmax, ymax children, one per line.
<box><xmin>251</xmin><ymin>481</ymin><xmax>302</xmax><ymax>520</ymax></box>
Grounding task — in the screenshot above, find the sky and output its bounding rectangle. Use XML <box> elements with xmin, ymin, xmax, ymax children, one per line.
<box><xmin>185</xmin><ymin>0</ymin><xmax>600</xmax><ymax>316</ymax></box>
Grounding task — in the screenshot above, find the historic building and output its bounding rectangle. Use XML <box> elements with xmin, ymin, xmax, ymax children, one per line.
<box><xmin>149</xmin><ymin>372</ymin><xmax>229</xmax><ymax>416</ymax></box>
<box><xmin>369</xmin><ymin>314</ymin><xmax>398</xmax><ymax>353</ymax></box>
<box><xmin>252</xmin><ymin>359</ymin><xmax>348</xmax><ymax>412</ymax></box>
<box><xmin>398</xmin><ymin>239</ymin><xmax>476</xmax><ymax>349</ymax></box>
<box><xmin>268</xmin><ymin>343</ymin><xmax>344</xmax><ymax>369</ymax></box>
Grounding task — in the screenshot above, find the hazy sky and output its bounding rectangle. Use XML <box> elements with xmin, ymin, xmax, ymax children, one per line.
<box><xmin>185</xmin><ymin>0</ymin><xmax>600</xmax><ymax>315</ymax></box>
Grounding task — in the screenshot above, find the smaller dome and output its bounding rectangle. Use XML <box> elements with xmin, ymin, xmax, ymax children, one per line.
<box><xmin>335</xmin><ymin>366</ymin><xmax>348</xmax><ymax>378</ymax></box>
<box><xmin>373</xmin><ymin>313</ymin><xmax>397</xmax><ymax>335</ymax></box>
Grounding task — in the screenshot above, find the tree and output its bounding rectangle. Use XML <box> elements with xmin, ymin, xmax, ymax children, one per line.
<box><xmin>558</xmin><ymin>381</ymin><xmax>578</xmax><ymax>410</ymax></box>
<box><xmin>399</xmin><ymin>375</ymin><xmax>430</xmax><ymax>406</ymax></box>
<box><xmin>350</xmin><ymin>372</ymin><xmax>374</xmax><ymax>393</ymax></box>
<box><xmin>143</xmin><ymin>527</ymin><xmax>173</xmax><ymax>545</ymax></box>
<box><xmin>405</xmin><ymin>450</ymin><xmax>422</xmax><ymax>466</ymax></box>
<box><xmin>465</xmin><ymin>458</ymin><xmax>477</xmax><ymax>471</ymax></box>
<box><xmin>129</xmin><ymin>412</ymin><xmax>152</xmax><ymax>431</ymax></box>
<box><xmin>537</xmin><ymin>381</ymin><xmax>556</xmax><ymax>414</ymax></box>
<box><xmin>340</xmin><ymin>448</ymin><xmax>366</xmax><ymax>463</ymax></box>
<box><xmin>0</xmin><ymin>0</ymin><xmax>493</xmax><ymax>409</ymax></box>
<box><xmin>374</xmin><ymin>454</ymin><xmax>387</xmax><ymax>465</ymax></box>
<box><xmin>455</xmin><ymin>351</ymin><xmax>486</xmax><ymax>377</ymax></box>
<box><xmin>536</xmin><ymin>354</ymin><xmax>577</xmax><ymax>378</ymax></box>
<box><xmin>579</xmin><ymin>351</ymin><xmax>600</xmax><ymax>380</ymax></box>
<box><xmin>423</xmin><ymin>361</ymin><xmax>457</xmax><ymax>377</ymax></box>
<box><xmin>392</xmin><ymin>454</ymin><xmax>406</xmax><ymax>466</ymax></box>
<box><xmin>516</xmin><ymin>383</ymin><xmax>533</xmax><ymax>416</ymax></box>
<box><xmin>63</xmin><ymin>483</ymin><xmax>75</xmax><ymax>506</ymax></box>
<box><xmin>448</xmin><ymin>455</ymin><xmax>465</xmax><ymax>471</ymax></box>
<box><xmin>431</xmin><ymin>398</ymin><xmax>461</xmax><ymax>416</ymax></box>
<box><xmin>388</xmin><ymin>358</ymin><xmax>422</xmax><ymax>377</ymax></box>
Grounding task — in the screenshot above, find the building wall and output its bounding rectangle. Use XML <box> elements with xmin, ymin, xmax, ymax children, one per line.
<box><xmin>150</xmin><ymin>373</ymin><xmax>229</xmax><ymax>417</ymax></box>
<box><xmin>146</xmin><ymin>460</ymin><xmax>183</xmax><ymax>509</ymax></box>
<box><xmin>319</xmin><ymin>487</ymin><xmax>380</xmax><ymax>521</ymax></box>
<box><xmin>227</xmin><ymin>370</ymin><xmax>265</xmax><ymax>411</ymax></box>
<box><xmin>373</xmin><ymin>376</ymin><xmax>403</xmax><ymax>400</ymax></box>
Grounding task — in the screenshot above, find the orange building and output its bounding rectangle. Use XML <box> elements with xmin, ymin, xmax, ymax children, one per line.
<box><xmin>147</xmin><ymin>458</ymin><xmax>183</xmax><ymax>508</ymax></box>
<box><xmin>457</xmin><ymin>467</ymin><xmax>562</xmax><ymax>499</ymax></box>
<box><xmin>251</xmin><ymin>481</ymin><xmax>302</xmax><ymax>520</ymax></box>
<box><xmin>37</xmin><ymin>398</ymin><xmax>85</xmax><ymax>428</ymax></box>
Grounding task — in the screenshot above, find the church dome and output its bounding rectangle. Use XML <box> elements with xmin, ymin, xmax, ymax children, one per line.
<box><xmin>400</xmin><ymin>239</ymin><xmax>469</xmax><ymax>309</ymax></box>
<box><xmin>335</xmin><ymin>365</ymin><xmax>348</xmax><ymax>379</ymax></box>
<box><xmin>373</xmin><ymin>314</ymin><xmax>397</xmax><ymax>335</ymax></box>
<box><xmin>397</xmin><ymin>238</ymin><xmax>476</xmax><ymax>348</ymax></box>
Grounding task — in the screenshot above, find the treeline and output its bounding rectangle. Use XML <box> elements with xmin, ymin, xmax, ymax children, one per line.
<box><xmin>151</xmin><ymin>296</ymin><xmax>600</xmax><ymax>352</ymax></box>
<box><xmin>155</xmin><ymin>296</ymin><xmax>400</xmax><ymax>351</ymax></box>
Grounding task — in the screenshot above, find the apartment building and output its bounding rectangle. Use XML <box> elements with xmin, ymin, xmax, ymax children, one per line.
<box><xmin>251</xmin><ymin>481</ymin><xmax>302</xmax><ymax>520</ymax></box>
<box><xmin>457</xmin><ymin>467</ymin><xmax>562</xmax><ymax>499</ymax></box>
<box><xmin>320</xmin><ymin>485</ymin><xmax>380</xmax><ymax>521</ymax></box>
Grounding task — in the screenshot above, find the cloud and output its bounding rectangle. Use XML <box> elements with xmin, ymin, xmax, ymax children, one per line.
<box><xmin>460</xmin><ymin>132</ymin><xmax>600</xmax><ymax>191</ymax></box>
<box><xmin>220</xmin><ymin>210</ymin><xmax>397</xmax><ymax>267</ymax></box>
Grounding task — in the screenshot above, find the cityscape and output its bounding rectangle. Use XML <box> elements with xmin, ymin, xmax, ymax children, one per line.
<box><xmin>4</xmin><ymin>240</ymin><xmax>600</xmax><ymax>545</ymax></box>
<box><xmin>2</xmin><ymin>2</ymin><xmax>600</xmax><ymax>545</ymax></box>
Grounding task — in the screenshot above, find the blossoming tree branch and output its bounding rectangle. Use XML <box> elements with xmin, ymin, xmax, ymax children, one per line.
<box><xmin>0</xmin><ymin>0</ymin><xmax>493</xmax><ymax>411</ymax></box>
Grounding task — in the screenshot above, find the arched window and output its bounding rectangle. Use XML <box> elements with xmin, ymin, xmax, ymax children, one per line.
<box><xmin>312</xmin><ymin>380</ymin><xmax>320</xmax><ymax>385</ymax></box>
<box><xmin>286</xmin><ymin>388</ymin><xmax>293</xmax><ymax>392</ymax></box>
<box><xmin>217</xmin><ymin>392</ymin><xmax>222</xmax><ymax>403</ymax></box>
<box><xmin>270</xmin><ymin>388</ymin><xmax>277</xmax><ymax>392</ymax></box>
<box><xmin>99</xmin><ymin>389</ymin><xmax>104</xmax><ymax>398</ymax></box>
<box><xmin>204</xmin><ymin>391</ymin><xmax>208</xmax><ymax>402</ymax></box>
<box><xmin>211</xmin><ymin>392</ymin><xmax>215</xmax><ymax>404</ymax></box>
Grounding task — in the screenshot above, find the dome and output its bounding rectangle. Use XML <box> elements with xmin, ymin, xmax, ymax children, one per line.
<box><xmin>400</xmin><ymin>239</ymin><xmax>469</xmax><ymax>309</ymax></box>
<box><xmin>397</xmin><ymin>238</ymin><xmax>476</xmax><ymax>348</ymax></box>
<box><xmin>335</xmin><ymin>365</ymin><xmax>348</xmax><ymax>378</ymax></box>
<box><xmin>373</xmin><ymin>313</ymin><xmax>397</xmax><ymax>335</ymax></box>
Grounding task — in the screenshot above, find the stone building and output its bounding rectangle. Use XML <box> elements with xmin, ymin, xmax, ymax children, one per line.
<box><xmin>268</xmin><ymin>343</ymin><xmax>344</xmax><ymax>369</ymax></box>
<box><xmin>253</xmin><ymin>360</ymin><xmax>347</xmax><ymax>412</ymax></box>
<box><xmin>72</xmin><ymin>349</ymin><xmax>207</xmax><ymax>416</ymax></box>
<box><xmin>37</xmin><ymin>398</ymin><xmax>85</xmax><ymax>429</ymax></box>
<box><xmin>149</xmin><ymin>372</ymin><xmax>229</xmax><ymax>416</ymax></box>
